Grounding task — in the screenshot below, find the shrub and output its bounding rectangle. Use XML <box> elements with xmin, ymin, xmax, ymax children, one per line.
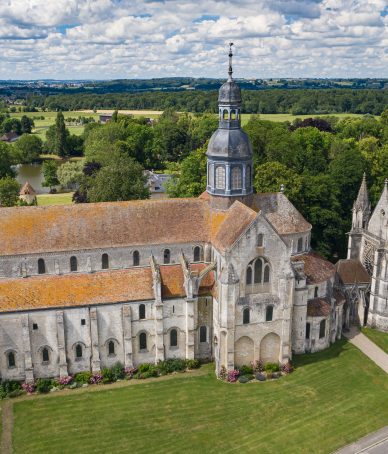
<box><xmin>58</xmin><ymin>376</ymin><xmax>73</xmax><ymax>386</ymax></box>
<box><xmin>101</xmin><ymin>367</ymin><xmax>114</xmax><ymax>384</ymax></box>
<box><xmin>35</xmin><ymin>378</ymin><xmax>53</xmax><ymax>394</ymax></box>
<box><xmin>90</xmin><ymin>373</ymin><xmax>103</xmax><ymax>385</ymax></box>
<box><xmin>238</xmin><ymin>375</ymin><xmax>251</xmax><ymax>384</ymax></box>
<box><xmin>157</xmin><ymin>359</ymin><xmax>186</xmax><ymax>375</ymax></box>
<box><xmin>219</xmin><ymin>366</ymin><xmax>227</xmax><ymax>380</ymax></box>
<box><xmin>138</xmin><ymin>363</ymin><xmax>152</xmax><ymax>373</ymax></box>
<box><xmin>124</xmin><ymin>367</ymin><xmax>138</xmax><ymax>379</ymax></box>
<box><xmin>22</xmin><ymin>382</ymin><xmax>35</xmax><ymax>394</ymax></box>
<box><xmin>110</xmin><ymin>362</ymin><xmax>125</xmax><ymax>381</ymax></box>
<box><xmin>8</xmin><ymin>389</ymin><xmax>25</xmax><ymax>398</ymax></box>
<box><xmin>281</xmin><ymin>361</ymin><xmax>294</xmax><ymax>374</ymax></box>
<box><xmin>185</xmin><ymin>359</ymin><xmax>200</xmax><ymax>369</ymax></box>
<box><xmin>264</xmin><ymin>363</ymin><xmax>280</xmax><ymax>373</ymax></box>
<box><xmin>252</xmin><ymin>360</ymin><xmax>264</xmax><ymax>373</ymax></box>
<box><xmin>227</xmin><ymin>370</ymin><xmax>240</xmax><ymax>383</ymax></box>
<box><xmin>74</xmin><ymin>371</ymin><xmax>92</xmax><ymax>384</ymax></box>
<box><xmin>0</xmin><ymin>380</ymin><xmax>22</xmax><ymax>398</ymax></box>
<box><xmin>239</xmin><ymin>365</ymin><xmax>253</xmax><ymax>375</ymax></box>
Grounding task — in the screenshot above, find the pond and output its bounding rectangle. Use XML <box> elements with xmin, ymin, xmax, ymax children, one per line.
<box><xmin>14</xmin><ymin>163</ymin><xmax>48</xmax><ymax>194</ymax></box>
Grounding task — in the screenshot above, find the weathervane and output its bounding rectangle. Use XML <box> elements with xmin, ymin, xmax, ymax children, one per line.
<box><xmin>228</xmin><ymin>42</ymin><xmax>234</xmax><ymax>80</ymax></box>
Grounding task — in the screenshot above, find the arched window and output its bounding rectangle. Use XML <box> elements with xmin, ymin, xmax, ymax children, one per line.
<box><xmin>319</xmin><ymin>319</ymin><xmax>326</xmax><ymax>339</ymax></box>
<box><xmin>193</xmin><ymin>246</ymin><xmax>203</xmax><ymax>262</ymax></box>
<box><xmin>215</xmin><ymin>166</ymin><xmax>225</xmax><ymax>190</ymax></box>
<box><xmin>257</xmin><ymin>233</ymin><xmax>264</xmax><ymax>247</ymax></box>
<box><xmin>133</xmin><ymin>250</ymin><xmax>140</xmax><ymax>266</ymax></box>
<box><xmin>231</xmin><ymin>167</ymin><xmax>242</xmax><ymax>190</ymax></box>
<box><xmin>108</xmin><ymin>340</ymin><xmax>115</xmax><ymax>355</ymax></box>
<box><xmin>223</xmin><ymin>109</ymin><xmax>228</xmax><ymax>120</ymax></box>
<box><xmin>199</xmin><ymin>326</ymin><xmax>207</xmax><ymax>343</ymax></box>
<box><xmin>38</xmin><ymin>258</ymin><xmax>46</xmax><ymax>274</ymax></box>
<box><xmin>230</xmin><ymin>110</ymin><xmax>236</xmax><ymax>120</ymax></box>
<box><xmin>243</xmin><ymin>308</ymin><xmax>250</xmax><ymax>324</ymax></box>
<box><xmin>306</xmin><ymin>323</ymin><xmax>310</xmax><ymax>339</ymax></box>
<box><xmin>297</xmin><ymin>237</ymin><xmax>303</xmax><ymax>252</ymax></box>
<box><xmin>70</xmin><ymin>256</ymin><xmax>78</xmax><ymax>272</ymax></box>
<box><xmin>75</xmin><ymin>344</ymin><xmax>83</xmax><ymax>358</ymax></box>
<box><xmin>139</xmin><ymin>332</ymin><xmax>147</xmax><ymax>350</ymax></box>
<box><xmin>7</xmin><ymin>351</ymin><xmax>15</xmax><ymax>368</ymax></box>
<box><xmin>266</xmin><ymin>305</ymin><xmax>274</xmax><ymax>322</ymax></box>
<box><xmin>101</xmin><ymin>253</ymin><xmax>109</xmax><ymax>269</ymax></box>
<box><xmin>42</xmin><ymin>347</ymin><xmax>49</xmax><ymax>363</ymax></box>
<box><xmin>170</xmin><ymin>329</ymin><xmax>178</xmax><ymax>347</ymax></box>
<box><xmin>139</xmin><ymin>304</ymin><xmax>146</xmax><ymax>320</ymax></box>
<box><xmin>163</xmin><ymin>249</ymin><xmax>170</xmax><ymax>264</ymax></box>
<box><xmin>246</xmin><ymin>165</ymin><xmax>251</xmax><ymax>188</ymax></box>
<box><xmin>314</xmin><ymin>286</ymin><xmax>318</xmax><ymax>298</ymax></box>
<box><xmin>246</xmin><ymin>257</ymin><xmax>271</xmax><ymax>293</ymax></box>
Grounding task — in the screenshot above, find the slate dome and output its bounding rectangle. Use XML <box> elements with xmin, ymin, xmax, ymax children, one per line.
<box><xmin>206</xmin><ymin>128</ymin><xmax>252</xmax><ymax>159</ymax></box>
<box><xmin>218</xmin><ymin>80</ymin><xmax>241</xmax><ymax>104</ymax></box>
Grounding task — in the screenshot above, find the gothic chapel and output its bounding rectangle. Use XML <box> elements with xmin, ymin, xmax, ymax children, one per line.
<box><xmin>0</xmin><ymin>48</ymin><xmax>382</xmax><ymax>382</ymax></box>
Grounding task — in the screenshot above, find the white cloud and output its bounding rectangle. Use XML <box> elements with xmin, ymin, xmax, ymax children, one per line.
<box><xmin>0</xmin><ymin>0</ymin><xmax>386</xmax><ymax>79</ymax></box>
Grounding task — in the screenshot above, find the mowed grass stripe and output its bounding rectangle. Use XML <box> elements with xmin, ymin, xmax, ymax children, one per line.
<box><xmin>12</xmin><ymin>340</ymin><xmax>388</xmax><ymax>454</ymax></box>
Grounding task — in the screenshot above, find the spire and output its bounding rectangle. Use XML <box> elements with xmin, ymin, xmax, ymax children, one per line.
<box><xmin>228</xmin><ymin>42</ymin><xmax>234</xmax><ymax>81</ymax></box>
<box><xmin>354</xmin><ymin>172</ymin><xmax>370</xmax><ymax>211</ymax></box>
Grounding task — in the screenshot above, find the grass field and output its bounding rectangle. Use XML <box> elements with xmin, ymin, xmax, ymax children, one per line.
<box><xmin>362</xmin><ymin>327</ymin><xmax>388</xmax><ymax>354</ymax></box>
<box><xmin>36</xmin><ymin>193</ymin><xmax>74</xmax><ymax>206</ymax></box>
<box><xmin>9</xmin><ymin>340</ymin><xmax>388</xmax><ymax>454</ymax></box>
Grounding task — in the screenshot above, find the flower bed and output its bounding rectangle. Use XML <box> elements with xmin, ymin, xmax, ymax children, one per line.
<box><xmin>0</xmin><ymin>359</ymin><xmax>202</xmax><ymax>399</ymax></box>
<box><xmin>220</xmin><ymin>360</ymin><xmax>293</xmax><ymax>384</ymax></box>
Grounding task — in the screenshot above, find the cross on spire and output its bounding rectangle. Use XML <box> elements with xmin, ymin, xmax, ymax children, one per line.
<box><xmin>228</xmin><ymin>42</ymin><xmax>234</xmax><ymax>80</ymax></box>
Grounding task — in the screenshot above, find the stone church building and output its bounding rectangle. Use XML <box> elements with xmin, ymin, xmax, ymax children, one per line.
<box><xmin>0</xmin><ymin>51</ymin><xmax>384</xmax><ymax>383</ymax></box>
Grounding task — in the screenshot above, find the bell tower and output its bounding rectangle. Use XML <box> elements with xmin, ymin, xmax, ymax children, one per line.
<box><xmin>206</xmin><ymin>43</ymin><xmax>253</xmax><ymax>210</ymax></box>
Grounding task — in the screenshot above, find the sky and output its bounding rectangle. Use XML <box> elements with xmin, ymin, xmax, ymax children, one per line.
<box><xmin>0</xmin><ymin>0</ymin><xmax>387</xmax><ymax>80</ymax></box>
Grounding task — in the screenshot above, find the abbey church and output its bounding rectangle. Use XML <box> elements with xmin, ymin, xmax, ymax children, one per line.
<box><xmin>0</xmin><ymin>51</ymin><xmax>386</xmax><ymax>382</ymax></box>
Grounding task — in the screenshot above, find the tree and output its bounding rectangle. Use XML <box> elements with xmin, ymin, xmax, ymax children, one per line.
<box><xmin>55</xmin><ymin>111</ymin><xmax>69</xmax><ymax>157</ymax></box>
<box><xmin>0</xmin><ymin>142</ymin><xmax>16</xmax><ymax>178</ymax></box>
<box><xmin>13</xmin><ymin>134</ymin><xmax>42</xmax><ymax>164</ymax></box>
<box><xmin>165</xmin><ymin>145</ymin><xmax>207</xmax><ymax>198</ymax></box>
<box><xmin>1</xmin><ymin>118</ymin><xmax>22</xmax><ymax>135</ymax></box>
<box><xmin>57</xmin><ymin>160</ymin><xmax>84</xmax><ymax>189</ymax></box>
<box><xmin>111</xmin><ymin>110</ymin><xmax>118</xmax><ymax>123</ymax></box>
<box><xmin>0</xmin><ymin>177</ymin><xmax>20</xmax><ymax>207</ymax></box>
<box><xmin>20</xmin><ymin>115</ymin><xmax>34</xmax><ymax>134</ymax></box>
<box><xmin>253</xmin><ymin>161</ymin><xmax>303</xmax><ymax>203</ymax></box>
<box><xmin>42</xmin><ymin>160</ymin><xmax>59</xmax><ymax>191</ymax></box>
<box><xmin>87</xmin><ymin>153</ymin><xmax>149</xmax><ymax>203</ymax></box>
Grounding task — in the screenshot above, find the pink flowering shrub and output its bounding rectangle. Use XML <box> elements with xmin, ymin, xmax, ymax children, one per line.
<box><xmin>281</xmin><ymin>361</ymin><xmax>294</xmax><ymax>374</ymax></box>
<box><xmin>251</xmin><ymin>360</ymin><xmax>264</xmax><ymax>373</ymax></box>
<box><xmin>124</xmin><ymin>367</ymin><xmax>138</xmax><ymax>379</ymax></box>
<box><xmin>227</xmin><ymin>370</ymin><xmax>240</xmax><ymax>383</ymax></box>
<box><xmin>90</xmin><ymin>373</ymin><xmax>103</xmax><ymax>384</ymax></box>
<box><xmin>22</xmin><ymin>382</ymin><xmax>35</xmax><ymax>394</ymax></box>
<box><xmin>58</xmin><ymin>376</ymin><xmax>73</xmax><ymax>386</ymax></box>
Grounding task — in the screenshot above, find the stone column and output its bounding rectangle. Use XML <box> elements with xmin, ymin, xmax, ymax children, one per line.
<box><xmin>89</xmin><ymin>307</ymin><xmax>101</xmax><ymax>372</ymax></box>
<box><xmin>154</xmin><ymin>301</ymin><xmax>165</xmax><ymax>363</ymax></box>
<box><xmin>56</xmin><ymin>310</ymin><xmax>69</xmax><ymax>377</ymax></box>
<box><xmin>21</xmin><ymin>314</ymin><xmax>34</xmax><ymax>383</ymax></box>
<box><xmin>185</xmin><ymin>298</ymin><xmax>196</xmax><ymax>359</ymax></box>
<box><xmin>122</xmin><ymin>304</ymin><xmax>133</xmax><ymax>368</ymax></box>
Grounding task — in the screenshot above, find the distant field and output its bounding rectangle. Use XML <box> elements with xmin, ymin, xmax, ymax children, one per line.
<box><xmin>10</xmin><ymin>110</ymin><xmax>372</xmax><ymax>139</ymax></box>
<box><xmin>36</xmin><ymin>193</ymin><xmax>73</xmax><ymax>206</ymax></box>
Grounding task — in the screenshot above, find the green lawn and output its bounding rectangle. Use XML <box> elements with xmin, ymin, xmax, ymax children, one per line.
<box><xmin>362</xmin><ymin>327</ymin><xmax>388</xmax><ymax>354</ymax></box>
<box><xmin>11</xmin><ymin>340</ymin><xmax>388</xmax><ymax>454</ymax></box>
<box><xmin>36</xmin><ymin>193</ymin><xmax>74</xmax><ymax>206</ymax></box>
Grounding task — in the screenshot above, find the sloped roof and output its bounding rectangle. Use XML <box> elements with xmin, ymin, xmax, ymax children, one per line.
<box><xmin>0</xmin><ymin>263</ymin><xmax>215</xmax><ymax>313</ymax></box>
<box><xmin>335</xmin><ymin>259</ymin><xmax>370</xmax><ymax>285</ymax></box>
<box><xmin>291</xmin><ymin>252</ymin><xmax>335</xmax><ymax>284</ymax></box>
<box><xmin>251</xmin><ymin>193</ymin><xmax>311</xmax><ymax>235</ymax></box>
<box><xmin>0</xmin><ymin>198</ymin><xmax>211</xmax><ymax>256</ymax></box>
<box><xmin>307</xmin><ymin>298</ymin><xmax>331</xmax><ymax>317</ymax></box>
<box><xmin>212</xmin><ymin>201</ymin><xmax>257</xmax><ymax>252</ymax></box>
<box><xmin>19</xmin><ymin>182</ymin><xmax>36</xmax><ymax>196</ymax></box>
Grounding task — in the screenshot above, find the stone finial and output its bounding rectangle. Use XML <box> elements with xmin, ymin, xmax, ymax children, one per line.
<box><xmin>228</xmin><ymin>42</ymin><xmax>234</xmax><ymax>80</ymax></box>
<box><xmin>354</xmin><ymin>172</ymin><xmax>370</xmax><ymax>211</ymax></box>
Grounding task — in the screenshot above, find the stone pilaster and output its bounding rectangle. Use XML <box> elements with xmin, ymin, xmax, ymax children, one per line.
<box><xmin>21</xmin><ymin>314</ymin><xmax>34</xmax><ymax>383</ymax></box>
<box><xmin>122</xmin><ymin>304</ymin><xmax>133</xmax><ymax>368</ymax></box>
<box><xmin>89</xmin><ymin>307</ymin><xmax>101</xmax><ymax>372</ymax></box>
<box><xmin>154</xmin><ymin>301</ymin><xmax>165</xmax><ymax>363</ymax></box>
<box><xmin>56</xmin><ymin>310</ymin><xmax>69</xmax><ymax>377</ymax></box>
<box><xmin>185</xmin><ymin>297</ymin><xmax>196</xmax><ymax>359</ymax></box>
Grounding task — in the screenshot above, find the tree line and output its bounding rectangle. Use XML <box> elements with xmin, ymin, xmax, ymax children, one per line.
<box><xmin>26</xmin><ymin>88</ymin><xmax>388</xmax><ymax>115</ymax></box>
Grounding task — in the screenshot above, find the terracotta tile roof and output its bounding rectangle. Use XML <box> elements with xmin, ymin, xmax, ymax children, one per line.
<box><xmin>291</xmin><ymin>252</ymin><xmax>335</xmax><ymax>284</ymax></box>
<box><xmin>160</xmin><ymin>263</ymin><xmax>215</xmax><ymax>298</ymax></box>
<box><xmin>213</xmin><ymin>201</ymin><xmax>257</xmax><ymax>252</ymax></box>
<box><xmin>251</xmin><ymin>193</ymin><xmax>311</xmax><ymax>234</ymax></box>
<box><xmin>19</xmin><ymin>182</ymin><xmax>36</xmax><ymax>196</ymax></box>
<box><xmin>307</xmin><ymin>298</ymin><xmax>331</xmax><ymax>317</ymax></box>
<box><xmin>0</xmin><ymin>198</ymin><xmax>211</xmax><ymax>256</ymax></box>
<box><xmin>0</xmin><ymin>268</ymin><xmax>154</xmax><ymax>313</ymax></box>
<box><xmin>335</xmin><ymin>259</ymin><xmax>371</xmax><ymax>285</ymax></box>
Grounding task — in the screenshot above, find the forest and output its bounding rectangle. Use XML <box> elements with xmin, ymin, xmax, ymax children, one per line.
<box><xmin>25</xmin><ymin>88</ymin><xmax>388</xmax><ymax>115</ymax></box>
